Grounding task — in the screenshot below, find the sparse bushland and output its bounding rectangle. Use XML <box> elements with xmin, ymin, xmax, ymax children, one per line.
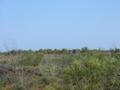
<box><xmin>0</xmin><ymin>48</ymin><xmax>120</xmax><ymax>90</ymax></box>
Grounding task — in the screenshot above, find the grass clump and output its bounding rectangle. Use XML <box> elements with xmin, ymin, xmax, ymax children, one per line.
<box><xmin>0</xmin><ymin>49</ymin><xmax>120</xmax><ymax>90</ymax></box>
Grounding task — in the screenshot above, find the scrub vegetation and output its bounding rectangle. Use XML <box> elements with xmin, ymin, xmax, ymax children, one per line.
<box><xmin>0</xmin><ymin>48</ymin><xmax>120</xmax><ymax>90</ymax></box>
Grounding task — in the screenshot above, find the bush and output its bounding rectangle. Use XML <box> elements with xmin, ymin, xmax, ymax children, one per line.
<box><xmin>18</xmin><ymin>53</ymin><xmax>43</xmax><ymax>66</ymax></box>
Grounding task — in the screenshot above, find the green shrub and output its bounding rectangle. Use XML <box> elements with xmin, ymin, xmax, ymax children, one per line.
<box><xmin>18</xmin><ymin>53</ymin><xmax>43</xmax><ymax>66</ymax></box>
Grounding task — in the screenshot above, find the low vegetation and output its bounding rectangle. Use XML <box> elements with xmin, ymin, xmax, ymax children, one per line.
<box><xmin>0</xmin><ymin>48</ymin><xmax>120</xmax><ymax>90</ymax></box>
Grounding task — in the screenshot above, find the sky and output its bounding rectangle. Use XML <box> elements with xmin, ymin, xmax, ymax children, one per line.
<box><xmin>0</xmin><ymin>0</ymin><xmax>120</xmax><ymax>51</ymax></box>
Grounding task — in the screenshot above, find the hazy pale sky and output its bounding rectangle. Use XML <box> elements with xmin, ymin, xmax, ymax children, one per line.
<box><xmin>0</xmin><ymin>0</ymin><xmax>120</xmax><ymax>51</ymax></box>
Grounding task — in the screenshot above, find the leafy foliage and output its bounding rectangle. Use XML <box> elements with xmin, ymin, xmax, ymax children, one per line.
<box><xmin>0</xmin><ymin>49</ymin><xmax>120</xmax><ymax>90</ymax></box>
